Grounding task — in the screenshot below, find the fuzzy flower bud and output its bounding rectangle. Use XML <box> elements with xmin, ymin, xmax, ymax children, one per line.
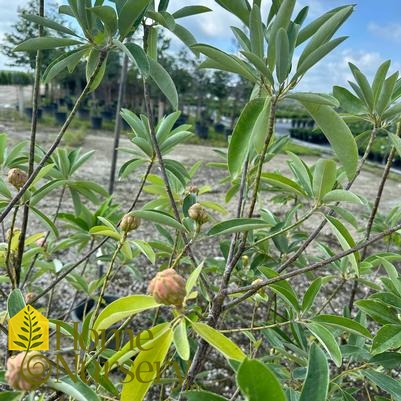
<box><xmin>5</xmin><ymin>352</ymin><xmax>49</xmax><ymax>391</ymax></box>
<box><xmin>148</xmin><ymin>268</ymin><xmax>187</xmax><ymax>307</ymax></box>
<box><xmin>8</xmin><ymin>168</ymin><xmax>28</xmax><ymax>190</ymax></box>
<box><xmin>188</xmin><ymin>203</ymin><xmax>208</xmax><ymax>225</ymax></box>
<box><xmin>24</xmin><ymin>292</ymin><xmax>36</xmax><ymax>304</ymax></box>
<box><xmin>120</xmin><ymin>214</ymin><xmax>141</xmax><ymax>232</ymax></box>
<box><xmin>187</xmin><ymin>185</ymin><xmax>199</xmax><ymax>195</ymax></box>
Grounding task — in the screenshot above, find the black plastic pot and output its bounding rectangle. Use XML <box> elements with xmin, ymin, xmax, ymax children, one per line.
<box><xmin>55</xmin><ymin>111</ymin><xmax>67</xmax><ymax>124</ymax></box>
<box><xmin>71</xmin><ymin>295</ymin><xmax>122</xmax><ymax>350</ymax></box>
<box><xmin>101</xmin><ymin>110</ymin><xmax>114</xmax><ymax>121</ymax></box>
<box><xmin>195</xmin><ymin>121</ymin><xmax>209</xmax><ymax>139</ymax></box>
<box><xmin>91</xmin><ymin>116</ymin><xmax>103</xmax><ymax>129</ymax></box>
<box><xmin>214</xmin><ymin>123</ymin><xmax>225</xmax><ymax>133</ymax></box>
<box><xmin>78</xmin><ymin>108</ymin><xmax>90</xmax><ymax>120</ymax></box>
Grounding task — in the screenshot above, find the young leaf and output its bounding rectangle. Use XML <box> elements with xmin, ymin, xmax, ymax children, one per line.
<box><xmin>312</xmin><ymin>159</ymin><xmax>336</xmax><ymax>201</ymax></box>
<box><xmin>333</xmin><ymin>85</ymin><xmax>366</xmax><ymax>115</ymax></box>
<box><xmin>174</xmin><ymin>319</ymin><xmax>190</xmax><ymax>360</ymax></box>
<box><xmin>299</xmin><ymin>344</ymin><xmax>329</xmax><ymax>401</ymax></box>
<box><xmin>191</xmin><ymin>321</ymin><xmax>246</xmax><ymax>362</ymax></box>
<box><xmin>296</xmin><ymin>101</ymin><xmax>358</xmax><ymax>180</ymax></box>
<box><xmin>93</xmin><ymin>295</ymin><xmax>160</xmax><ymax>332</ymax></box>
<box><xmin>121</xmin><ymin>328</ymin><xmax>173</xmax><ymax>401</ymax></box>
<box><xmin>237</xmin><ymin>359</ymin><xmax>286</xmax><ymax>401</ymax></box>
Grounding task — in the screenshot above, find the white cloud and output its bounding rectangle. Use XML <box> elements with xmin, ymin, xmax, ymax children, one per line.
<box><xmin>368</xmin><ymin>22</ymin><xmax>401</xmax><ymax>43</ymax></box>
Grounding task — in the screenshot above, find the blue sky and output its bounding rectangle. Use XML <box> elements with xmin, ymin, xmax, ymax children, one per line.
<box><xmin>0</xmin><ymin>0</ymin><xmax>401</xmax><ymax>92</ymax></box>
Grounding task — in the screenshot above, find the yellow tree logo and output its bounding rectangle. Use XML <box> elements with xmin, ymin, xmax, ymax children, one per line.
<box><xmin>8</xmin><ymin>305</ymin><xmax>49</xmax><ymax>351</ymax></box>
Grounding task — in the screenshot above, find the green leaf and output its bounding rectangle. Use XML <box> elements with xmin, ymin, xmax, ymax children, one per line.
<box><xmin>287</xmin><ymin>92</ymin><xmax>339</xmax><ymax>108</ymax></box>
<box><xmin>349</xmin><ymin>63</ymin><xmax>374</xmax><ymax>111</ymax></box>
<box><xmin>133</xmin><ymin>210</ymin><xmax>184</xmax><ymax>231</ymax></box>
<box><xmin>302</xmin><ymin>277</ymin><xmax>322</xmax><ymax>313</ymax></box>
<box><xmin>299</xmin><ymin>344</ymin><xmax>329</xmax><ymax>401</ymax></box>
<box><xmin>30</xmin><ymin>206</ymin><xmax>59</xmax><ymax>238</ymax></box>
<box><xmin>333</xmin><ymin>85</ymin><xmax>366</xmax><ymax>114</ymax></box>
<box><xmin>8</xmin><ymin>289</ymin><xmax>26</xmax><ymax>318</ymax></box>
<box><xmin>192</xmin><ymin>44</ymin><xmax>257</xmax><ymax>82</ymax></box>
<box><xmin>184</xmin><ymin>391</ymin><xmax>229</xmax><ymax>401</ymax></box>
<box><xmin>306</xmin><ymin>322</ymin><xmax>342</xmax><ymax>367</ymax></box>
<box><xmin>121</xmin><ymin>328</ymin><xmax>173</xmax><ymax>401</ymax></box>
<box><xmin>14</xmin><ymin>37</ymin><xmax>82</xmax><ymax>51</ymax></box>
<box><xmin>148</xmin><ymin>57</ymin><xmax>178</xmax><ymax>109</ymax></box>
<box><xmin>237</xmin><ymin>359</ymin><xmax>286</xmax><ymax>401</ymax></box>
<box><xmin>93</xmin><ymin>295</ymin><xmax>160</xmax><ymax>332</ymax></box>
<box><xmin>186</xmin><ymin>262</ymin><xmax>203</xmax><ymax>294</ymax></box>
<box><xmin>90</xmin><ymin>6</ymin><xmax>118</xmax><ymax>36</ymax></box>
<box><xmin>297</xmin><ymin>6</ymin><xmax>352</xmax><ymax>67</ymax></box>
<box><xmin>190</xmin><ymin>321</ymin><xmax>246</xmax><ymax>362</ymax></box>
<box><xmin>118</xmin><ymin>0</ymin><xmax>150</xmax><ymax>39</ymax></box>
<box><xmin>355</xmin><ymin>299</ymin><xmax>400</xmax><ymax>325</ymax></box>
<box><xmin>369</xmin><ymin>352</ymin><xmax>401</xmax><ymax>369</ymax></box>
<box><xmin>275</xmin><ymin>28</ymin><xmax>290</xmax><ymax>84</ymax></box>
<box><xmin>372</xmin><ymin>60</ymin><xmax>392</xmax><ymax>101</ymax></box>
<box><xmin>207</xmin><ymin>218</ymin><xmax>270</xmax><ymax>236</ymax></box>
<box><xmin>312</xmin><ymin>159</ymin><xmax>336</xmax><ymax>201</ymax></box>
<box><xmin>22</xmin><ymin>14</ymin><xmax>79</xmax><ymax>37</ymax></box>
<box><xmin>47</xmin><ymin>376</ymin><xmax>100</xmax><ymax>401</ymax></box>
<box><xmin>174</xmin><ymin>319</ymin><xmax>190</xmax><ymax>360</ymax></box>
<box><xmin>364</xmin><ymin>369</ymin><xmax>401</xmax><ymax>401</ymax></box>
<box><xmin>228</xmin><ymin>97</ymin><xmax>266</xmax><ymax>178</ymax></box>
<box><xmin>326</xmin><ymin>215</ymin><xmax>359</xmax><ymax>275</ymax></box>
<box><xmin>0</xmin><ymin>392</ymin><xmax>24</xmax><ymax>401</ymax></box>
<box><xmin>249</xmin><ymin>4</ymin><xmax>264</xmax><ymax>58</ymax></box>
<box><xmin>312</xmin><ymin>315</ymin><xmax>371</xmax><ymax>338</ymax></box>
<box><xmin>131</xmin><ymin>239</ymin><xmax>155</xmax><ymax>264</ymax></box>
<box><xmin>214</xmin><ymin>0</ymin><xmax>250</xmax><ymax>27</ymax></box>
<box><xmin>261</xmin><ymin>172</ymin><xmax>307</xmax><ymax>197</ymax></box>
<box><xmin>371</xmin><ymin>324</ymin><xmax>401</xmax><ymax>355</ymax></box>
<box><xmin>389</xmin><ymin>133</ymin><xmax>401</xmax><ymax>159</ymax></box>
<box><xmin>172</xmin><ymin>6</ymin><xmax>211</xmax><ymax>19</ymax></box>
<box><xmin>297</xmin><ymin>101</ymin><xmax>358</xmax><ymax>180</ymax></box>
<box><xmin>321</xmin><ymin>189</ymin><xmax>362</xmax><ymax>204</ymax></box>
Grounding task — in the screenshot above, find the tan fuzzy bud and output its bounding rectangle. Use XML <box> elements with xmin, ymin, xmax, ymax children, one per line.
<box><xmin>120</xmin><ymin>214</ymin><xmax>141</xmax><ymax>232</ymax></box>
<box><xmin>188</xmin><ymin>203</ymin><xmax>208</xmax><ymax>225</ymax></box>
<box><xmin>5</xmin><ymin>352</ymin><xmax>49</xmax><ymax>391</ymax></box>
<box><xmin>24</xmin><ymin>292</ymin><xmax>36</xmax><ymax>304</ymax></box>
<box><xmin>8</xmin><ymin>168</ymin><xmax>28</xmax><ymax>190</ymax></box>
<box><xmin>148</xmin><ymin>268</ymin><xmax>187</xmax><ymax>307</ymax></box>
<box><xmin>187</xmin><ymin>185</ymin><xmax>199</xmax><ymax>195</ymax></box>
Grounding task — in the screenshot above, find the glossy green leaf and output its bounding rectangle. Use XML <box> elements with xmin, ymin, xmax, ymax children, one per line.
<box><xmin>193</xmin><ymin>44</ymin><xmax>257</xmax><ymax>82</ymax></box>
<box><xmin>293</xmin><ymin>36</ymin><xmax>348</xmax><ymax>81</ymax></box>
<box><xmin>373</xmin><ymin>60</ymin><xmax>391</xmax><ymax>100</ymax></box>
<box><xmin>133</xmin><ymin>210</ymin><xmax>184</xmax><ymax>231</ymax></box>
<box><xmin>298</xmin><ymin>6</ymin><xmax>352</xmax><ymax>68</ymax></box>
<box><xmin>376</xmin><ymin>72</ymin><xmax>398</xmax><ymax>115</ymax></box>
<box><xmin>299</xmin><ymin>344</ymin><xmax>329</xmax><ymax>401</ymax></box>
<box><xmin>287</xmin><ymin>92</ymin><xmax>339</xmax><ymax>108</ymax></box>
<box><xmin>297</xmin><ymin>101</ymin><xmax>358</xmax><ymax>180</ymax></box>
<box><xmin>121</xmin><ymin>328</ymin><xmax>173</xmax><ymax>401</ymax></box>
<box><xmin>302</xmin><ymin>277</ymin><xmax>322</xmax><ymax>313</ymax></box>
<box><xmin>90</xmin><ymin>6</ymin><xmax>117</xmax><ymax>35</ymax></box>
<box><xmin>313</xmin><ymin>315</ymin><xmax>371</xmax><ymax>338</ymax></box>
<box><xmin>47</xmin><ymin>376</ymin><xmax>100</xmax><ymax>401</ymax></box>
<box><xmin>355</xmin><ymin>299</ymin><xmax>400</xmax><ymax>325</ymax></box>
<box><xmin>186</xmin><ymin>262</ymin><xmax>203</xmax><ymax>294</ymax></box>
<box><xmin>172</xmin><ymin>6</ymin><xmax>211</xmax><ymax>19</ymax></box>
<box><xmin>207</xmin><ymin>218</ymin><xmax>269</xmax><ymax>236</ymax></box>
<box><xmin>227</xmin><ymin>98</ymin><xmax>265</xmax><ymax>178</ymax></box>
<box><xmin>369</xmin><ymin>352</ymin><xmax>401</xmax><ymax>369</ymax></box>
<box><xmin>371</xmin><ymin>324</ymin><xmax>401</xmax><ymax>355</ymax></box>
<box><xmin>364</xmin><ymin>369</ymin><xmax>401</xmax><ymax>401</ymax></box>
<box><xmin>237</xmin><ymin>359</ymin><xmax>286</xmax><ymax>401</ymax></box>
<box><xmin>114</xmin><ymin>40</ymin><xmax>149</xmax><ymax>77</ymax></box>
<box><xmin>262</xmin><ymin>172</ymin><xmax>307</xmax><ymax>197</ymax></box>
<box><xmin>30</xmin><ymin>206</ymin><xmax>59</xmax><ymax>238</ymax></box>
<box><xmin>312</xmin><ymin>159</ymin><xmax>336</xmax><ymax>201</ymax></box>
<box><xmin>22</xmin><ymin>14</ymin><xmax>79</xmax><ymax>37</ymax></box>
<box><xmin>333</xmin><ymin>85</ymin><xmax>366</xmax><ymax>114</ymax></box>
<box><xmin>14</xmin><ymin>37</ymin><xmax>82</xmax><ymax>51</ymax></box>
<box><xmin>174</xmin><ymin>319</ymin><xmax>190</xmax><ymax>360</ymax></box>
<box><xmin>249</xmin><ymin>4</ymin><xmax>264</xmax><ymax>58</ymax></box>
<box><xmin>148</xmin><ymin>57</ymin><xmax>178</xmax><ymax>109</ymax></box>
<box><xmin>306</xmin><ymin>322</ymin><xmax>342</xmax><ymax>367</ymax></box>
<box><xmin>93</xmin><ymin>295</ymin><xmax>160</xmax><ymax>332</ymax></box>
<box><xmin>191</xmin><ymin>321</ymin><xmax>246</xmax><ymax>361</ymax></box>
<box><xmin>131</xmin><ymin>240</ymin><xmax>155</xmax><ymax>264</ymax></box>
<box><xmin>118</xmin><ymin>0</ymin><xmax>150</xmax><ymax>39</ymax></box>
<box><xmin>326</xmin><ymin>215</ymin><xmax>359</xmax><ymax>274</ymax></box>
<box><xmin>349</xmin><ymin>63</ymin><xmax>374</xmax><ymax>111</ymax></box>
<box><xmin>275</xmin><ymin>27</ymin><xmax>290</xmax><ymax>83</ymax></box>
<box><xmin>321</xmin><ymin>189</ymin><xmax>362</xmax><ymax>204</ymax></box>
